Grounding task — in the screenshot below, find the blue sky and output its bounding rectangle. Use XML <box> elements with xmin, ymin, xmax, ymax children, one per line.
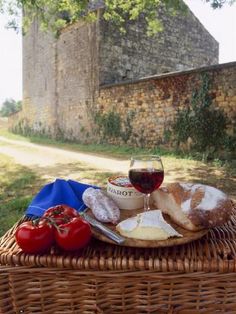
<box><xmin>0</xmin><ymin>1</ymin><xmax>235</xmax><ymax>106</ymax></box>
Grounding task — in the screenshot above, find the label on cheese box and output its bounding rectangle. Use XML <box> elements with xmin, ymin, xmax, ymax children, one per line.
<box><xmin>107</xmin><ymin>176</ymin><xmax>144</xmax><ymax>210</ymax></box>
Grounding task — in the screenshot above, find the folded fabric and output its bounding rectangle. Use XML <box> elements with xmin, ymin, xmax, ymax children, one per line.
<box><xmin>26</xmin><ymin>178</ymin><xmax>99</xmax><ymax>217</ymax></box>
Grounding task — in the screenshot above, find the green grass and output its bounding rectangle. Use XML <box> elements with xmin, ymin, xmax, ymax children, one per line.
<box><xmin>1</xmin><ymin>128</ymin><xmax>235</xmax><ymax>168</ymax></box>
<box><xmin>0</xmin><ymin>128</ymin><xmax>221</xmax><ymax>161</ymax></box>
<box><xmin>0</xmin><ymin>153</ymin><xmax>116</xmax><ymax>237</ymax></box>
<box><xmin>0</xmin><ymin>154</ymin><xmax>46</xmax><ymax>236</ymax></box>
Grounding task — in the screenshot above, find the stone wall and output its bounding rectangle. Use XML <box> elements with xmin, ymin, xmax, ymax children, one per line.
<box><xmin>96</xmin><ymin>62</ymin><xmax>236</xmax><ymax>148</ymax></box>
<box><xmin>56</xmin><ymin>18</ymin><xmax>100</xmax><ymax>142</ymax></box>
<box><xmin>10</xmin><ymin>3</ymin><xmax>220</xmax><ymax>142</ymax></box>
<box><xmin>99</xmin><ymin>6</ymin><xmax>218</xmax><ymax>85</ymax></box>
<box><xmin>11</xmin><ymin>17</ymin><xmax>100</xmax><ymax>141</ymax></box>
<box><xmin>20</xmin><ymin>20</ymin><xmax>58</xmax><ymax>136</ymax></box>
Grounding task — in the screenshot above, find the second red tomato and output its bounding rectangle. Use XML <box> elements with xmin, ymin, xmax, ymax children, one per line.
<box><xmin>55</xmin><ymin>217</ymin><xmax>92</xmax><ymax>251</ymax></box>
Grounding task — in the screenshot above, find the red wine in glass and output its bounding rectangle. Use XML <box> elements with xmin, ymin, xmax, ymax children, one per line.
<box><xmin>129</xmin><ymin>155</ymin><xmax>164</xmax><ymax>211</ymax></box>
<box><xmin>129</xmin><ymin>168</ymin><xmax>164</xmax><ymax>194</ymax></box>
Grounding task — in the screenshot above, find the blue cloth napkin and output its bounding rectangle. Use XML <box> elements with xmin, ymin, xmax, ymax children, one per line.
<box><xmin>26</xmin><ymin>178</ymin><xmax>99</xmax><ymax>217</ymax></box>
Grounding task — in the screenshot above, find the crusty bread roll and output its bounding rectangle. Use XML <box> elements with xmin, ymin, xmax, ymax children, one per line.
<box><xmin>152</xmin><ymin>183</ymin><xmax>233</xmax><ymax>231</ymax></box>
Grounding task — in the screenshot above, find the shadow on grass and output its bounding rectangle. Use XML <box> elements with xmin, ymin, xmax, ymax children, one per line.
<box><xmin>28</xmin><ymin>162</ymin><xmax>123</xmax><ymax>187</ymax></box>
<box><xmin>0</xmin><ymin>165</ymin><xmax>46</xmax><ymax>236</ymax></box>
<box><xmin>164</xmin><ymin>162</ymin><xmax>236</xmax><ymax>201</ymax></box>
<box><xmin>22</xmin><ymin>158</ymin><xmax>236</xmax><ymax>201</ymax></box>
<box><xmin>0</xmin><ymin>159</ymin><xmax>122</xmax><ymax>236</ymax></box>
<box><xmin>1</xmin><ymin>153</ymin><xmax>235</xmax><ymax>237</ymax></box>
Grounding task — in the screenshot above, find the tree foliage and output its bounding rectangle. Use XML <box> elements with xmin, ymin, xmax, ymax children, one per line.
<box><xmin>0</xmin><ymin>98</ymin><xmax>22</xmax><ymax>117</ymax></box>
<box><xmin>0</xmin><ymin>0</ymin><xmax>235</xmax><ymax>35</ymax></box>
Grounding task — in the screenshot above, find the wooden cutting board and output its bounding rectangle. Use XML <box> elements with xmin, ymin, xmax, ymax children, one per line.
<box><xmin>87</xmin><ymin>208</ymin><xmax>209</xmax><ymax>248</ymax></box>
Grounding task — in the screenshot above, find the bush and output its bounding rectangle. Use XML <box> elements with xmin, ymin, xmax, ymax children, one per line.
<box><xmin>95</xmin><ymin>111</ymin><xmax>122</xmax><ymax>139</ymax></box>
<box><xmin>173</xmin><ymin>73</ymin><xmax>228</xmax><ymax>157</ymax></box>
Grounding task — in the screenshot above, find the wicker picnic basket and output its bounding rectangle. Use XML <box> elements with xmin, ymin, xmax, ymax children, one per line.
<box><xmin>1</xmin><ymin>204</ymin><xmax>236</xmax><ymax>314</ymax></box>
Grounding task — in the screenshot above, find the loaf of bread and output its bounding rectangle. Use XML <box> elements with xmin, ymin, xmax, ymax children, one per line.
<box><xmin>152</xmin><ymin>183</ymin><xmax>233</xmax><ymax>231</ymax></box>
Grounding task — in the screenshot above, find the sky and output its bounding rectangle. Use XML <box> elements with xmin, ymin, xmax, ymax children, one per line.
<box><xmin>184</xmin><ymin>0</ymin><xmax>236</xmax><ymax>63</ymax></box>
<box><xmin>0</xmin><ymin>1</ymin><xmax>236</xmax><ymax>106</ymax></box>
<box><xmin>0</xmin><ymin>15</ymin><xmax>22</xmax><ymax>106</ymax></box>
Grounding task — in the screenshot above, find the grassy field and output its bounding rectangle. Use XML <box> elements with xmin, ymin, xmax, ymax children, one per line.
<box><xmin>0</xmin><ymin>152</ymin><xmax>119</xmax><ymax>236</ymax></box>
<box><xmin>0</xmin><ymin>122</ymin><xmax>235</xmax><ymax>237</ymax></box>
<box><xmin>0</xmin><ymin>154</ymin><xmax>43</xmax><ymax>235</ymax></box>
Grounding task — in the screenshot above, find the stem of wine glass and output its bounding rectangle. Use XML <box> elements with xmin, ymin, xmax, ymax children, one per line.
<box><xmin>144</xmin><ymin>193</ymin><xmax>151</xmax><ymax>211</ymax></box>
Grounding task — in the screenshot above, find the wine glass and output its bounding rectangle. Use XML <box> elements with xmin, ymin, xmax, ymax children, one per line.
<box><xmin>128</xmin><ymin>155</ymin><xmax>164</xmax><ymax>211</ymax></box>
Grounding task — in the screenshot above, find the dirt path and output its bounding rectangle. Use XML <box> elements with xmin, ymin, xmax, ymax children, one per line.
<box><xmin>0</xmin><ymin>136</ymin><xmax>131</xmax><ymax>186</ymax></box>
<box><xmin>0</xmin><ymin>135</ymin><xmax>235</xmax><ymax>201</ymax></box>
<box><xmin>0</xmin><ymin>136</ymin><xmax>128</xmax><ymax>173</ymax></box>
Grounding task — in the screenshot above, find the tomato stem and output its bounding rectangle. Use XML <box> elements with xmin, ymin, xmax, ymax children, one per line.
<box><xmin>39</xmin><ymin>216</ymin><xmax>63</xmax><ymax>231</ymax></box>
<box><xmin>32</xmin><ymin>218</ymin><xmax>41</xmax><ymax>226</ymax></box>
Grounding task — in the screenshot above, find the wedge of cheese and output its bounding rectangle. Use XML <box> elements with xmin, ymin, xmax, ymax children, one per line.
<box><xmin>116</xmin><ymin>210</ymin><xmax>182</xmax><ymax>240</ymax></box>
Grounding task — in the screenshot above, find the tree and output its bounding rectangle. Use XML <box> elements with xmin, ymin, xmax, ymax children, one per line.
<box><xmin>0</xmin><ymin>98</ymin><xmax>22</xmax><ymax>117</ymax></box>
<box><xmin>0</xmin><ymin>0</ymin><xmax>235</xmax><ymax>35</ymax></box>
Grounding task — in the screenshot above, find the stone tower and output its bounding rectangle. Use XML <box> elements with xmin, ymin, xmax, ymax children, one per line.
<box><xmin>17</xmin><ymin>4</ymin><xmax>218</xmax><ymax>142</ymax></box>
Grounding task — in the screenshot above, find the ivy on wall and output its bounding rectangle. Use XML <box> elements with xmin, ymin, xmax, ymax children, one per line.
<box><xmin>95</xmin><ymin>111</ymin><xmax>122</xmax><ymax>139</ymax></box>
<box><xmin>11</xmin><ymin>118</ymin><xmax>36</xmax><ymax>136</ymax></box>
<box><xmin>94</xmin><ymin>109</ymin><xmax>135</xmax><ymax>143</ymax></box>
<box><xmin>172</xmin><ymin>73</ymin><xmax>231</xmax><ymax>158</ymax></box>
<box><xmin>121</xmin><ymin>110</ymin><xmax>136</xmax><ymax>143</ymax></box>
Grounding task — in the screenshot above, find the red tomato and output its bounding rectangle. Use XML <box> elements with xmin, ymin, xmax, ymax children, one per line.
<box><xmin>55</xmin><ymin>217</ymin><xmax>91</xmax><ymax>251</ymax></box>
<box><xmin>15</xmin><ymin>221</ymin><xmax>54</xmax><ymax>254</ymax></box>
<box><xmin>43</xmin><ymin>204</ymin><xmax>78</xmax><ymax>225</ymax></box>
